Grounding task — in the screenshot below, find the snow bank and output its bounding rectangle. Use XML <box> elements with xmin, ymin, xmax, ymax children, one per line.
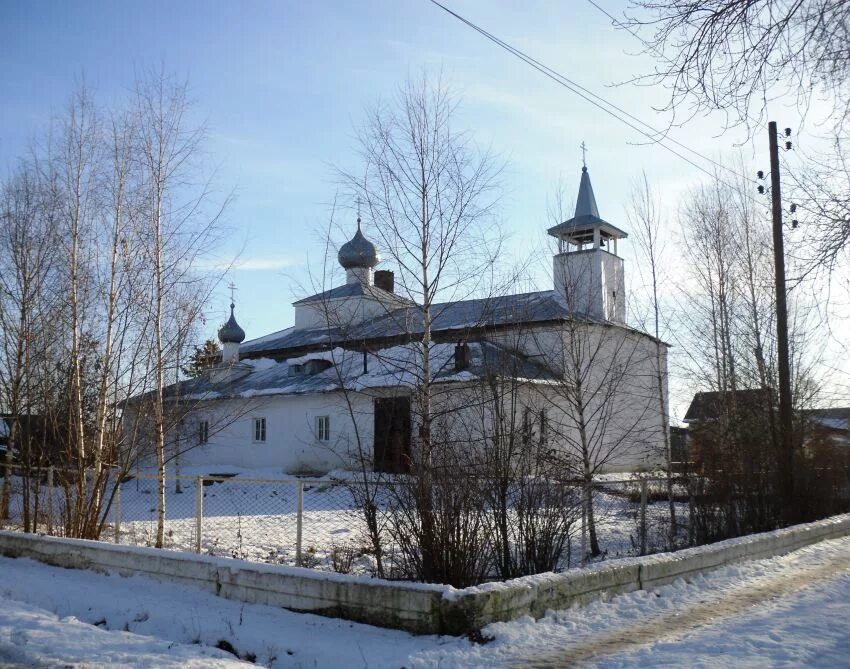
<box><xmin>2</xmin><ymin>511</ymin><xmax>850</xmax><ymax>636</ymax></box>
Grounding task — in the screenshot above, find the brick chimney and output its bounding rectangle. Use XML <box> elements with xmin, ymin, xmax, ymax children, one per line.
<box><xmin>374</xmin><ymin>270</ymin><xmax>394</xmax><ymax>293</ymax></box>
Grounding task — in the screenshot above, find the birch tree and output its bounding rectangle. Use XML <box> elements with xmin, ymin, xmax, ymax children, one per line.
<box><xmin>340</xmin><ymin>72</ymin><xmax>502</xmax><ymax>582</ymax></box>
<box><xmin>628</xmin><ymin>174</ymin><xmax>676</xmax><ymax>546</ymax></box>
<box><xmin>132</xmin><ymin>68</ymin><xmax>227</xmax><ymax>547</ymax></box>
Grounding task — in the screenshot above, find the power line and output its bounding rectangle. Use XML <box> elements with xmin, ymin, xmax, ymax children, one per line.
<box><xmin>428</xmin><ymin>0</ymin><xmax>757</xmax><ymax>192</ymax></box>
<box><xmin>583</xmin><ymin>0</ymin><xmax>767</xmax><ymax>132</ymax></box>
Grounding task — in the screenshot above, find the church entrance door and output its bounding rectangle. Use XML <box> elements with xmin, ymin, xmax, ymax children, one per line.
<box><xmin>373</xmin><ymin>397</ymin><xmax>411</xmax><ymax>474</ymax></box>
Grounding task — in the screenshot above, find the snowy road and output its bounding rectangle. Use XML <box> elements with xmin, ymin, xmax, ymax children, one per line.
<box><xmin>1</xmin><ymin>536</ymin><xmax>850</xmax><ymax>667</ymax></box>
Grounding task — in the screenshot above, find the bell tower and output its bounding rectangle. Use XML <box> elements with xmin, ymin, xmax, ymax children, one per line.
<box><xmin>548</xmin><ymin>162</ymin><xmax>627</xmax><ymax>322</ymax></box>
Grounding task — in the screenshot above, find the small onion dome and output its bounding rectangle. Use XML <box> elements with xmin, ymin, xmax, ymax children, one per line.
<box><xmin>218</xmin><ymin>304</ymin><xmax>245</xmax><ymax>344</ymax></box>
<box><xmin>338</xmin><ymin>218</ymin><xmax>380</xmax><ymax>269</ymax></box>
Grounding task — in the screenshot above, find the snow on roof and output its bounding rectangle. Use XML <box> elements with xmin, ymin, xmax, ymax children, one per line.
<box><xmin>807</xmin><ymin>408</ymin><xmax>850</xmax><ymax>431</ymax></box>
<box><xmin>171</xmin><ymin>341</ymin><xmax>556</xmax><ymax>402</ymax></box>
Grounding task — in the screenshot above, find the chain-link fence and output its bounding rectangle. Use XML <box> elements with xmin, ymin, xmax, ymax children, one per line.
<box><xmin>115</xmin><ymin>473</ymin><xmax>366</xmax><ymax>568</ymax></box>
<box><xmin>0</xmin><ymin>464</ymin><xmax>699</xmax><ymax>573</ymax></box>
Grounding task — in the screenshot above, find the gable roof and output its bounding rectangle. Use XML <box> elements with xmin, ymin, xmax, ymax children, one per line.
<box><xmin>684</xmin><ymin>389</ymin><xmax>774</xmax><ymax>422</ymax></box>
<box><xmin>241</xmin><ymin>290</ymin><xmax>587</xmax><ymax>358</ymax></box>
<box><xmin>292</xmin><ymin>282</ymin><xmax>411</xmax><ymax>306</ymax></box>
<box><xmin>805</xmin><ymin>408</ymin><xmax>850</xmax><ymax>432</ymax></box>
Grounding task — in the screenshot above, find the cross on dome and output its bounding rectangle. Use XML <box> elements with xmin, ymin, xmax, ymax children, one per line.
<box><xmin>218</xmin><ymin>284</ymin><xmax>245</xmax><ymax>344</ymax></box>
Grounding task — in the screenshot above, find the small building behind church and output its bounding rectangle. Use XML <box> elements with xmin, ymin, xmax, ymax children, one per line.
<box><xmin>127</xmin><ymin>166</ymin><xmax>669</xmax><ymax>475</ymax></box>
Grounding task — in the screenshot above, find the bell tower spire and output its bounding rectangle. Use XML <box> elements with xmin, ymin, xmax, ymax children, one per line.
<box><xmin>547</xmin><ymin>161</ymin><xmax>628</xmax><ymax>322</ymax></box>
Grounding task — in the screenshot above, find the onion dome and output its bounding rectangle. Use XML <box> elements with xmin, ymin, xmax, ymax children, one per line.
<box><xmin>218</xmin><ymin>303</ymin><xmax>245</xmax><ymax>344</ymax></box>
<box><xmin>338</xmin><ymin>217</ymin><xmax>380</xmax><ymax>269</ymax></box>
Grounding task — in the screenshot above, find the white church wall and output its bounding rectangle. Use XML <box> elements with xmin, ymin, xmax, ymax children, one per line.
<box><xmin>176</xmin><ymin>392</ymin><xmax>375</xmax><ymax>474</ymax></box>
<box><xmin>482</xmin><ymin>321</ymin><xmax>667</xmax><ymax>472</ymax></box>
<box><xmin>565</xmin><ymin>326</ymin><xmax>665</xmax><ymax>472</ymax></box>
<box><xmin>553</xmin><ymin>249</ymin><xmax>626</xmax><ymax>323</ymax></box>
<box><xmin>553</xmin><ymin>250</ymin><xmax>602</xmax><ymax>319</ymax></box>
<box><xmin>600</xmin><ymin>251</ymin><xmax>626</xmax><ymax>322</ymax></box>
<box><xmin>486</xmin><ymin>324</ymin><xmax>566</xmax><ymax>375</ymax></box>
<box><xmin>294</xmin><ymin>295</ymin><xmax>395</xmax><ymax>331</ymax></box>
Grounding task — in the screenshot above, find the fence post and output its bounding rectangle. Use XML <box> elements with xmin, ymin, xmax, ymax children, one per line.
<box><xmin>688</xmin><ymin>475</ymin><xmax>696</xmax><ymax>546</ymax></box>
<box><xmin>195</xmin><ymin>476</ymin><xmax>203</xmax><ymax>554</ymax></box>
<box><xmin>114</xmin><ymin>481</ymin><xmax>121</xmax><ymax>544</ymax></box>
<box><xmin>46</xmin><ymin>466</ymin><xmax>54</xmax><ymax>536</ymax></box>
<box><xmin>296</xmin><ymin>481</ymin><xmax>304</xmax><ymax>566</ymax></box>
<box><xmin>639</xmin><ymin>478</ymin><xmax>648</xmax><ymax>556</ymax></box>
<box><xmin>580</xmin><ymin>483</ymin><xmax>587</xmax><ymax>566</ymax></box>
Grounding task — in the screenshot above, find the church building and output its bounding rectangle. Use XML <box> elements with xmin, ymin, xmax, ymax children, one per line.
<box><xmin>150</xmin><ymin>165</ymin><xmax>668</xmax><ymax>475</ymax></box>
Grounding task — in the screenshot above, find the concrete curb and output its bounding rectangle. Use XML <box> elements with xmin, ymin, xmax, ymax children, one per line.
<box><xmin>2</xmin><ymin>513</ymin><xmax>849</xmax><ymax>635</ymax></box>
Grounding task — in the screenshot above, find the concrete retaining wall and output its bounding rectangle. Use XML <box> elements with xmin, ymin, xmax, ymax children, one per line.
<box><xmin>0</xmin><ymin>532</ymin><xmax>447</xmax><ymax>634</ymax></box>
<box><xmin>3</xmin><ymin>513</ymin><xmax>850</xmax><ymax>636</ymax></box>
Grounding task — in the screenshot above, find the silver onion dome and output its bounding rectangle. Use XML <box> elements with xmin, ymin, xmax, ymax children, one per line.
<box><xmin>218</xmin><ymin>304</ymin><xmax>245</xmax><ymax>344</ymax></box>
<box><xmin>338</xmin><ymin>218</ymin><xmax>380</xmax><ymax>269</ymax></box>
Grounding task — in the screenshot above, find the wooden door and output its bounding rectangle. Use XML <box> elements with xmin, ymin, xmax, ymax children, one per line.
<box><xmin>373</xmin><ymin>397</ymin><xmax>411</xmax><ymax>474</ymax></box>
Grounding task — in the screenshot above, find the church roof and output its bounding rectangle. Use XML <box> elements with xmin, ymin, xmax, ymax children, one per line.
<box><xmin>240</xmin><ymin>290</ymin><xmax>582</xmax><ymax>357</ymax></box>
<box><xmin>575</xmin><ymin>165</ymin><xmax>600</xmax><ymax>218</ymax></box>
<box><xmin>292</xmin><ymin>281</ymin><xmax>412</xmax><ymax>306</ymax></box>
<box><xmin>166</xmin><ymin>340</ymin><xmax>558</xmax><ymax>402</ymax></box>
<box><xmin>547</xmin><ymin>167</ymin><xmax>628</xmax><ymax>241</ymax></box>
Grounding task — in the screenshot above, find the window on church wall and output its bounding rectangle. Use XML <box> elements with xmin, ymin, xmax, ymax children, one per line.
<box><xmin>253</xmin><ymin>417</ymin><xmax>266</xmax><ymax>443</ymax></box>
<box><xmin>199</xmin><ymin>420</ymin><xmax>209</xmax><ymax>445</ymax></box>
<box><xmin>316</xmin><ymin>415</ymin><xmax>330</xmax><ymax>442</ymax></box>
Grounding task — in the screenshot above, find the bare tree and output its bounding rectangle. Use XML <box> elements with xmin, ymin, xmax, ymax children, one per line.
<box><xmin>540</xmin><ymin>181</ymin><xmax>661</xmax><ymax>558</ymax></box>
<box><xmin>788</xmin><ymin>137</ymin><xmax>850</xmax><ymax>274</ymax></box>
<box><xmin>132</xmin><ymin>67</ymin><xmax>227</xmax><ymax>547</ymax></box>
<box><xmin>625</xmin><ymin>1</ymin><xmax>850</xmax><ymax>271</ymax></box>
<box><xmin>0</xmin><ymin>164</ymin><xmax>60</xmax><ymax>526</ymax></box>
<box><xmin>626</xmin><ymin>0</ymin><xmax>850</xmax><ymax>133</ymax></box>
<box><xmin>673</xmin><ymin>168</ymin><xmax>830</xmax><ymax>536</ymax></box>
<box><xmin>540</xmin><ymin>318</ymin><xmax>655</xmax><ymax>557</ymax></box>
<box><xmin>628</xmin><ymin>173</ymin><xmax>676</xmax><ymax>546</ymax></box>
<box><xmin>0</xmin><ymin>73</ymin><xmax>231</xmax><ymax>542</ymax></box>
<box><xmin>340</xmin><ymin>71</ymin><xmax>502</xmax><ymax>582</ymax></box>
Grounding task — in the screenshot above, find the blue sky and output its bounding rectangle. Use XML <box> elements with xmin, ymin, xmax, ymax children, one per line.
<box><xmin>4</xmin><ymin>1</ymin><xmax>836</xmax><ymax>414</ymax></box>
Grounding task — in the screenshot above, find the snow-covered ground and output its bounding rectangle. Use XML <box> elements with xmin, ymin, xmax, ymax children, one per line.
<box><xmin>7</xmin><ymin>467</ymin><xmax>681</xmax><ymax>573</ymax></box>
<box><xmin>2</xmin><ymin>534</ymin><xmax>850</xmax><ymax>667</ymax></box>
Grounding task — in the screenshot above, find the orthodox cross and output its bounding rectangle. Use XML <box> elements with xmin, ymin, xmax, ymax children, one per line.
<box><xmin>228</xmin><ymin>281</ymin><xmax>238</xmax><ymax>306</ymax></box>
<box><xmin>356</xmin><ymin>196</ymin><xmax>362</xmax><ymax>227</ymax></box>
<box><xmin>580</xmin><ymin>141</ymin><xmax>588</xmax><ymax>168</ymax></box>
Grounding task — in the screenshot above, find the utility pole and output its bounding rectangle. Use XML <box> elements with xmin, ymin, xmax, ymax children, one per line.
<box><xmin>768</xmin><ymin>121</ymin><xmax>794</xmax><ymax>518</ymax></box>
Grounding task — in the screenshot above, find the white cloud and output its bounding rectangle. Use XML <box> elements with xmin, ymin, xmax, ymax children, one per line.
<box><xmin>197</xmin><ymin>256</ymin><xmax>298</xmax><ymax>272</ymax></box>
